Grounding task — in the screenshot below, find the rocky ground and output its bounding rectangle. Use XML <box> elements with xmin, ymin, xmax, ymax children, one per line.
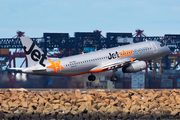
<box><xmin>1</xmin><ymin>89</ymin><xmax>180</xmax><ymax>120</ymax></box>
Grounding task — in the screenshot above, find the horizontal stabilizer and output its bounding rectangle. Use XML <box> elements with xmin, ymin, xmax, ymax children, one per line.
<box><xmin>32</xmin><ymin>68</ymin><xmax>46</xmax><ymax>72</ymax></box>
<box><xmin>8</xmin><ymin>68</ymin><xmax>24</xmax><ymax>71</ymax></box>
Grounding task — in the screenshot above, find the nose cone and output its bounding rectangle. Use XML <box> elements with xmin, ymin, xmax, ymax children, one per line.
<box><xmin>165</xmin><ymin>46</ymin><xmax>171</xmax><ymax>54</ymax></box>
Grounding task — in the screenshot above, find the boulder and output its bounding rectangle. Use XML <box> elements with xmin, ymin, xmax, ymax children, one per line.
<box><xmin>53</xmin><ymin>104</ymin><xmax>60</xmax><ymax>110</ymax></box>
<box><xmin>110</xmin><ymin>99</ymin><xmax>118</xmax><ymax>106</ymax></box>
<box><xmin>27</xmin><ymin>108</ymin><xmax>34</xmax><ymax>115</ymax></box>
<box><xmin>70</xmin><ymin>99</ymin><xmax>76</xmax><ymax>105</ymax></box>
<box><xmin>97</xmin><ymin>103</ymin><xmax>106</xmax><ymax>108</ymax></box>
<box><xmin>131</xmin><ymin>95</ymin><xmax>141</xmax><ymax>101</ymax></box>
<box><xmin>170</xmin><ymin>96</ymin><xmax>175</xmax><ymax>102</ymax></box>
<box><xmin>14</xmin><ymin>109</ymin><xmax>21</xmax><ymax>114</ymax></box>
<box><xmin>156</xmin><ymin>97</ymin><xmax>166</xmax><ymax>103</ymax></box>
<box><xmin>59</xmin><ymin>105</ymin><xmax>66</xmax><ymax>112</ymax></box>
<box><xmin>75</xmin><ymin>90</ymin><xmax>82</xmax><ymax>99</ymax></box>
<box><xmin>29</xmin><ymin>103</ymin><xmax>38</xmax><ymax>110</ymax></box>
<box><xmin>125</xmin><ymin>98</ymin><xmax>132</xmax><ymax>108</ymax></box>
<box><xmin>64</xmin><ymin>102</ymin><xmax>71</xmax><ymax>106</ymax></box>
<box><xmin>78</xmin><ymin>103</ymin><xmax>86</xmax><ymax>113</ymax></box>
<box><xmin>130</xmin><ymin>105</ymin><xmax>141</xmax><ymax>114</ymax></box>
<box><xmin>103</xmin><ymin>99</ymin><xmax>110</xmax><ymax>105</ymax></box>
<box><xmin>76</xmin><ymin>98</ymin><xmax>86</xmax><ymax>103</ymax></box>
<box><xmin>18</xmin><ymin>107</ymin><xmax>27</xmax><ymax>112</ymax></box>
<box><xmin>152</xmin><ymin>110</ymin><xmax>162</xmax><ymax>119</ymax></box>
<box><xmin>107</xmin><ymin>106</ymin><xmax>117</xmax><ymax>114</ymax></box>
<box><xmin>47</xmin><ymin>94</ymin><xmax>55</xmax><ymax>102</ymax></box>
<box><xmin>26</xmin><ymin>98</ymin><xmax>32</xmax><ymax>103</ymax></box>
<box><xmin>168</xmin><ymin>103</ymin><xmax>176</xmax><ymax>109</ymax></box>
<box><xmin>43</xmin><ymin>108</ymin><xmax>51</xmax><ymax>114</ymax></box>
<box><xmin>66</xmin><ymin>91</ymin><xmax>74</xmax><ymax>95</ymax></box>
<box><xmin>171</xmin><ymin>109</ymin><xmax>180</xmax><ymax>116</ymax></box>
<box><xmin>138</xmin><ymin>88</ymin><xmax>148</xmax><ymax>95</ymax></box>
<box><xmin>10</xmin><ymin>96</ymin><xmax>18</xmax><ymax>101</ymax></box>
<box><xmin>36</xmin><ymin>106</ymin><xmax>44</xmax><ymax>113</ymax></box>
<box><xmin>149</xmin><ymin>102</ymin><xmax>158</xmax><ymax>110</ymax></box>
<box><xmin>98</xmin><ymin>106</ymin><xmax>106</xmax><ymax>113</ymax></box>
<box><xmin>128</xmin><ymin>90</ymin><xmax>137</xmax><ymax>96</ymax></box>
<box><xmin>141</xmin><ymin>105</ymin><xmax>149</xmax><ymax>112</ymax></box>
<box><xmin>175</xmin><ymin>95</ymin><xmax>180</xmax><ymax>104</ymax></box>
<box><xmin>52</xmin><ymin>100</ymin><xmax>60</xmax><ymax>104</ymax></box>
<box><xmin>159</xmin><ymin>102</ymin><xmax>165</xmax><ymax>107</ymax></box>
<box><xmin>0</xmin><ymin>89</ymin><xmax>4</xmax><ymax>94</ymax></box>
<box><xmin>162</xmin><ymin>106</ymin><xmax>172</xmax><ymax>114</ymax></box>
<box><xmin>64</xmin><ymin>103</ymin><xmax>72</xmax><ymax>111</ymax></box>
<box><xmin>32</xmin><ymin>99</ymin><xmax>38</xmax><ymax>103</ymax></box>
<box><xmin>135</xmin><ymin>110</ymin><xmax>145</xmax><ymax>118</ymax></box>
<box><xmin>9</xmin><ymin>103</ymin><xmax>19</xmax><ymax>108</ymax></box>
<box><xmin>99</xmin><ymin>92</ymin><xmax>107</xmax><ymax>99</ymax></box>
<box><xmin>60</xmin><ymin>95</ymin><xmax>70</xmax><ymax>102</ymax></box>
<box><xmin>137</xmin><ymin>100</ymin><xmax>144</xmax><ymax>105</ymax></box>
<box><xmin>122</xmin><ymin>107</ymin><xmax>129</xmax><ymax>114</ymax></box>
<box><xmin>38</xmin><ymin>98</ymin><xmax>46</xmax><ymax>106</ymax></box>
<box><xmin>5</xmin><ymin>89</ymin><xmax>11</xmax><ymax>93</ymax></box>
<box><xmin>45</xmin><ymin>102</ymin><xmax>52</xmax><ymax>108</ymax></box>
<box><xmin>164</xmin><ymin>99</ymin><xmax>171</xmax><ymax>105</ymax></box>
<box><xmin>71</xmin><ymin>110</ymin><xmax>78</xmax><ymax>115</ymax></box>
<box><xmin>116</xmin><ymin>106</ymin><xmax>123</xmax><ymax>112</ymax></box>
<box><xmin>54</xmin><ymin>93</ymin><xmax>62</xmax><ymax>99</ymax></box>
<box><xmin>171</xmin><ymin>89</ymin><xmax>179</xmax><ymax>93</ymax></box>
<box><xmin>83</xmin><ymin>94</ymin><xmax>93</xmax><ymax>102</ymax></box>
<box><xmin>172</xmin><ymin>92</ymin><xmax>178</xmax><ymax>96</ymax></box>
<box><xmin>21</xmin><ymin>102</ymin><xmax>28</xmax><ymax>108</ymax></box>
<box><xmin>176</xmin><ymin>105</ymin><xmax>180</xmax><ymax>109</ymax></box>
<box><xmin>1</xmin><ymin>103</ymin><xmax>9</xmax><ymax>110</ymax></box>
<box><xmin>119</xmin><ymin>93</ymin><xmax>129</xmax><ymax>98</ymax></box>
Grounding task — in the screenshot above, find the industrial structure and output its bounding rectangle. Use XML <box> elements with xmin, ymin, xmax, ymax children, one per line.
<box><xmin>0</xmin><ymin>29</ymin><xmax>180</xmax><ymax>89</ymax></box>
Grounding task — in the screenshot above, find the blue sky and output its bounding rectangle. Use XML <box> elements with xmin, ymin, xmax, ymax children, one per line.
<box><xmin>0</xmin><ymin>0</ymin><xmax>180</xmax><ymax>38</ymax></box>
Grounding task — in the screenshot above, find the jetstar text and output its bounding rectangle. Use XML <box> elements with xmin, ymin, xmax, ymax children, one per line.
<box><xmin>108</xmin><ymin>50</ymin><xmax>133</xmax><ymax>60</ymax></box>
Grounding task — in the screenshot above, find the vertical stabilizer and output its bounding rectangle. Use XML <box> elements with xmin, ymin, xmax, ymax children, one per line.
<box><xmin>20</xmin><ymin>36</ymin><xmax>47</xmax><ymax>67</ymax></box>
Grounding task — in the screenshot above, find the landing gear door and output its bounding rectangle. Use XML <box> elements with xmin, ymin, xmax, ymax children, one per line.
<box><xmin>150</xmin><ymin>42</ymin><xmax>158</xmax><ymax>53</ymax></box>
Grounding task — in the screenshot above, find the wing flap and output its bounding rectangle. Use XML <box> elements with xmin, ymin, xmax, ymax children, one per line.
<box><xmin>90</xmin><ymin>57</ymin><xmax>136</xmax><ymax>73</ymax></box>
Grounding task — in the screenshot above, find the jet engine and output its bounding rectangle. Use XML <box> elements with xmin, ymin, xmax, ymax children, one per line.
<box><xmin>122</xmin><ymin>61</ymin><xmax>146</xmax><ymax>73</ymax></box>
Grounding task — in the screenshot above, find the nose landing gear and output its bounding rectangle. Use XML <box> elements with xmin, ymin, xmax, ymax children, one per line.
<box><xmin>148</xmin><ymin>60</ymin><xmax>153</xmax><ymax>70</ymax></box>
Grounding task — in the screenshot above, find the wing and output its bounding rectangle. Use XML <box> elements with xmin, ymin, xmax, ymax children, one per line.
<box><xmin>90</xmin><ymin>57</ymin><xmax>136</xmax><ymax>73</ymax></box>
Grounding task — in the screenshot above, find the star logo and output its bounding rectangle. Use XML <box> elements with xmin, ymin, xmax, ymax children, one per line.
<box><xmin>47</xmin><ymin>59</ymin><xmax>65</xmax><ymax>74</ymax></box>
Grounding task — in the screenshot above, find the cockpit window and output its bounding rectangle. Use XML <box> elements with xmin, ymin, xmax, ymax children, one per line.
<box><xmin>160</xmin><ymin>43</ymin><xmax>164</xmax><ymax>47</ymax></box>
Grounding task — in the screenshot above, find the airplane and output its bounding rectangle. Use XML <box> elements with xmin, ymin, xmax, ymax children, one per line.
<box><xmin>10</xmin><ymin>36</ymin><xmax>170</xmax><ymax>81</ymax></box>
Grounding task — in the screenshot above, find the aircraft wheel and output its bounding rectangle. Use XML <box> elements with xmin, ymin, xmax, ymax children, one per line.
<box><xmin>88</xmin><ymin>75</ymin><xmax>96</xmax><ymax>81</ymax></box>
<box><xmin>110</xmin><ymin>75</ymin><xmax>118</xmax><ymax>82</ymax></box>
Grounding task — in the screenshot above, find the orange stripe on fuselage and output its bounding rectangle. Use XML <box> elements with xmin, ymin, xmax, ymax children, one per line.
<box><xmin>62</xmin><ymin>68</ymin><xmax>108</xmax><ymax>77</ymax></box>
<box><xmin>90</xmin><ymin>68</ymin><xmax>103</xmax><ymax>73</ymax></box>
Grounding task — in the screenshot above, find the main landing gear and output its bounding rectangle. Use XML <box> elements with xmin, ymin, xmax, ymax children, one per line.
<box><xmin>88</xmin><ymin>68</ymin><xmax>118</xmax><ymax>82</ymax></box>
<box><xmin>88</xmin><ymin>74</ymin><xmax>96</xmax><ymax>81</ymax></box>
<box><xmin>110</xmin><ymin>75</ymin><xmax>118</xmax><ymax>82</ymax></box>
<box><xmin>110</xmin><ymin>68</ymin><xmax>118</xmax><ymax>82</ymax></box>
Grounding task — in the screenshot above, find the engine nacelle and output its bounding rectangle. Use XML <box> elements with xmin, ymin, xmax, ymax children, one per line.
<box><xmin>122</xmin><ymin>61</ymin><xmax>146</xmax><ymax>73</ymax></box>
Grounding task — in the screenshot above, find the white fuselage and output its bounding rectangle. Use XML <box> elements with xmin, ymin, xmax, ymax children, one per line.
<box><xmin>22</xmin><ymin>41</ymin><xmax>170</xmax><ymax>76</ymax></box>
